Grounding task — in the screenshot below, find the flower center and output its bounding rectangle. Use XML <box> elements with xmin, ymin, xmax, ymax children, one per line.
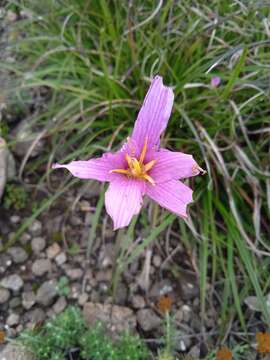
<box><xmin>110</xmin><ymin>137</ymin><xmax>156</xmax><ymax>185</ymax></box>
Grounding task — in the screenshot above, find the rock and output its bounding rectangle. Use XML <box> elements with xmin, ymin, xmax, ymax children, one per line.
<box><xmin>96</xmin><ymin>269</ymin><xmax>113</xmax><ymax>283</ymax></box>
<box><xmin>181</xmin><ymin>305</ymin><xmax>192</xmax><ymax>323</ymax></box>
<box><xmin>6</xmin><ymin>313</ymin><xmax>20</xmax><ymax>327</ymax></box>
<box><xmin>11</xmin><ymin>119</ymin><xmax>45</xmax><ymax>158</ymax></box>
<box><xmin>78</xmin><ymin>293</ymin><xmax>88</xmax><ymax>306</ymax></box>
<box><xmin>0</xmin><ymin>254</ymin><xmax>12</xmax><ymax>274</ymax></box>
<box><xmin>149</xmin><ymin>280</ymin><xmax>173</xmax><ymax>299</ymax></box>
<box><xmin>179</xmin><ymin>274</ymin><xmax>199</xmax><ymax>301</ymax></box>
<box><xmin>0</xmin><ymin>288</ymin><xmax>10</xmax><ymax>304</ymax></box>
<box><xmin>28</xmin><ymin>220</ymin><xmax>42</xmax><ymax>236</ymax></box>
<box><xmin>1</xmin><ymin>274</ymin><xmax>23</xmax><ymax>292</ymax></box>
<box><xmin>98</xmin><ymin>243</ymin><xmax>115</xmax><ymax>268</ymax></box>
<box><xmin>31</xmin><ymin>237</ymin><xmax>46</xmax><ymax>254</ymax></box>
<box><xmin>0</xmin><ymin>344</ymin><xmax>35</xmax><ymax>360</ymax></box>
<box><xmin>9</xmin><ymin>297</ymin><xmax>21</xmax><ymax>308</ymax></box>
<box><xmin>24</xmin><ymin>308</ymin><xmax>45</xmax><ymax>325</ymax></box>
<box><xmin>136</xmin><ymin>309</ymin><xmax>161</xmax><ymax>332</ymax></box>
<box><xmin>19</xmin><ymin>233</ymin><xmax>31</xmax><ymax>245</ymax></box>
<box><xmin>244</xmin><ymin>296</ymin><xmax>262</xmax><ymax>312</ymax></box>
<box><xmin>0</xmin><ymin>137</ymin><xmax>16</xmax><ymax>200</ymax></box>
<box><xmin>83</xmin><ymin>302</ymin><xmax>136</xmax><ymax>335</ymax></box>
<box><xmin>46</xmin><ymin>243</ymin><xmax>61</xmax><ymax>259</ymax></box>
<box><xmin>7</xmin><ymin>247</ymin><xmax>28</xmax><ymax>264</ymax></box>
<box><xmin>36</xmin><ymin>281</ymin><xmax>57</xmax><ymax>306</ymax></box>
<box><xmin>114</xmin><ymin>282</ymin><xmax>128</xmax><ymax>305</ymax></box>
<box><xmin>65</xmin><ymin>268</ymin><xmax>83</xmax><ymax>280</ymax></box>
<box><xmin>131</xmin><ymin>295</ymin><xmax>145</xmax><ymax>309</ymax></box>
<box><xmin>22</xmin><ymin>291</ymin><xmax>36</xmax><ymax>310</ymax></box>
<box><xmin>53</xmin><ymin>296</ymin><xmax>67</xmax><ymax>314</ymax></box>
<box><xmin>10</xmin><ymin>215</ymin><xmax>20</xmax><ymax>224</ymax></box>
<box><xmin>152</xmin><ymin>255</ymin><xmax>162</xmax><ymax>267</ymax></box>
<box><xmin>55</xmin><ymin>252</ymin><xmax>67</xmax><ymax>266</ymax></box>
<box><xmin>32</xmin><ymin>259</ymin><xmax>51</xmax><ymax>277</ymax></box>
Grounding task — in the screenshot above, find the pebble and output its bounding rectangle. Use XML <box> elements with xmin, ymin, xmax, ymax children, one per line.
<box><xmin>55</xmin><ymin>252</ymin><xmax>67</xmax><ymax>266</ymax></box>
<box><xmin>136</xmin><ymin>309</ymin><xmax>161</xmax><ymax>332</ymax></box>
<box><xmin>36</xmin><ymin>281</ymin><xmax>57</xmax><ymax>306</ymax></box>
<box><xmin>7</xmin><ymin>246</ymin><xmax>28</xmax><ymax>264</ymax></box>
<box><xmin>22</xmin><ymin>291</ymin><xmax>36</xmax><ymax>310</ymax></box>
<box><xmin>32</xmin><ymin>259</ymin><xmax>52</xmax><ymax>277</ymax></box>
<box><xmin>31</xmin><ymin>237</ymin><xmax>46</xmax><ymax>253</ymax></box>
<box><xmin>78</xmin><ymin>293</ymin><xmax>88</xmax><ymax>306</ymax></box>
<box><xmin>24</xmin><ymin>308</ymin><xmax>46</xmax><ymax>325</ymax></box>
<box><xmin>66</xmin><ymin>268</ymin><xmax>83</xmax><ymax>280</ymax></box>
<box><xmin>152</xmin><ymin>255</ymin><xmax>162</xmax><ymax>267</ymax></box>
<box><xmin>46</xmin><ymin>243</ymin><xmax>61</xmax><ymax>259</ymax></box>
<box><xmin>83</xmin><ymin>302</ymin><xmax>136</xmax><ymax>335</ymax></box>
<box><xmin>0</xmin><ymin>288</ymin><xmax>10</xmax><ymax>304</ymax></box>
<box><xmin>9</xmin><ymin>297</ymin><xmax>21</xmax><ymax>309</ymax></box>
<box><xmin>10</xmin><ymin>215</ymin><xmax>20</xmax><ymax>224</ymax></box>
<box><xmin>181</xmin><ymin>304</ymin><xmax>192</xmax><ymax>323</ymax></box>
<box><xmin>28</xmin><ymin>220</ymin><xmax>42</xmax><ymax>236</ymax></box>
<box><xmin>53</xmin><ymin>296</ymin><xmax>67</xmax><ymax>314</ymax></box>
<box><xmin>0</xmin><ymin>344</ymin><xmax>35</xmax><ymax>360</ymax></box>
<box><xmin>1</xmin><ymin>274</ymin><xmax>24</xmax><ymax>292</ymax></box>
<box><xmin>131</xmin><ymin>295</ymin><xmax>146</xmax><ymax>309</ymax></box>
<box><xmin>20</xmin><ymin>233</ymin><xmax>31</xmax><ymax>245</ymax></box>
<box><xmin>6</xmin><ymin>313</ymin><xmax>20</xmax><ymax>327</ymax></box>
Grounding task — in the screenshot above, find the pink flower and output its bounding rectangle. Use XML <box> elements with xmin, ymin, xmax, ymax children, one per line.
<box><xmin>211</xmin><ymin>76</ymin><xmax>221</xmax><ymax>88</ymax></box>
<box><xmin>53</xmin><ymin>76</ymin><xmax>203</xmax><ymax>230</ymax></box>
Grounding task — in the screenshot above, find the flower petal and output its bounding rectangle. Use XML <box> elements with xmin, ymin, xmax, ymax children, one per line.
<box><xmin>52</xmin><ymin>151</ymin><xmax>126</xmax><ymax>182</ymax></box>
<box><xmin>146</xmin><ymin>180</ymin><xmax>193</xmax><ymax>218</ymax></box>
<box><xmin>131</xmin><ymin>76</ymin><xmax>174</xmax><ymax>153</ymax></box>
<box><xmin>105</xmin><ymin>178</ymin><xmax>145</xmax><ymax>230</ymax></box>
<box><xmin>149</xmin><ymin>149</ymin><xmax>201</xmax><ymax>183</ymax></box>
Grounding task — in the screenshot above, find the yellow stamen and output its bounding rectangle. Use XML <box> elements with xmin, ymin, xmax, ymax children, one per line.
<box><xmin>110</xmin><ymin>137</ymin><xmax>157</xmax><ymax>185</ymax></box>
<box><xmin>139</xmin><ymin>136</ymin><xmax>148</xmax><ymax>165</ymax></box>
<box><xmin>144</xmin><ymin>159</ymin><xmax>156</xmax><ymax>172</ymax></box>
<box><xmin>110</xmin><ymin>169</ymin><xmax>130</xmax><ymax>175</ymax></box>
<box><xmin>143</xmin><ymin>174</ymin><xmax>155</xmax><ymax>185</ymax></box>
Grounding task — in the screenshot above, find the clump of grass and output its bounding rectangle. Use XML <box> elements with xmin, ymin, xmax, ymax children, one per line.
<box><xmin>1</xmin><ymin>0</ymin><xmax>270</xmax><ymax>346</ymax></box>
<box><xmin>18</xmin><ymin>306</ymin><xmax>150</xmax><ymax>360</ymax></box>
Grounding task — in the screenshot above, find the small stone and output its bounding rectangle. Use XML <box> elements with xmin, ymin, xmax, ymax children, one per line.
<box><xmin>31</xmin><ymin>237</ymin><xmax>46</xmax><ymax>253</ymax></box>
<box><xmin>46</xmin><ymin>243</ymin><xmax>61</xmax><ymax>259</ymax></box>
<box><xmin>36</xmin><ymin>281</ymin><xmax>57</xmax><ymax>306</ymax></box>
<box><xmin>6</xmin><ymin>313</ymin><xmax>20</xmax><ymax>326</ymax></box>
<box><xmin>83</xmin><ymin>302</ymin><xmax>136</xmax><ymax>335</ymax></box>
<box><xmin>9</xmin><ymin>297</ymin><xmax>21</xmax><ymax>308</ymax></box>
<box><xmin>22</xmin><ymin>291</ymin><xmax>36</xmax><ymax>310</ymax></box>
<box><xmin>10</xmin><ymin>215</ymin><xmax>20</xmax><ymax>224</ymax></box>
<box><xmin>1</xmin><ymin>274</ymin><xmax>23</xmax><ymax>291</ymax></box>
<box><xmin>131</xmin><ymin>295</ymin><xmax>145</xmax><ymax>309</ymax></box>
<box><xmin>0</xmin><ymin>344</ymin><xmax>35</xmax><ymax>360</ymax></box>
<box><xmin>181</xmin><ymin>305</ymin><xmax>192</xmax><ymax>323</ymax></box>
<box><xmin>66</xmin><ymin>268</ymin><xmax>83</xmax><ymax>280</ymax></box>
<box><xmin>114</xmin><ymin>282</ymin><xmax>128</xmax><ymax>305</ymax></box>
<box><xmin>0</xmin><ymin>287</ymin><xmax>10</xmax><ymax>304</ymax></box>
<box><xmin>153</xmin><ymin>255</ymin><xmax>162</xmax><ymax>267</ymax></box>
<box><xmin>55</xmin><ymin>252</ymin><xmax>67</xmax><ymax>266</ymax></box>
<box><xmin>98</xmin><ymin>243</ymin><xmax>115</xmax><ymax>268</ymax></box>
<box><xmin>78</xmin><ymin>293</ymin><xmax>88</xmax><ymax>306</ymax></box>
<box><xmin>24</xmin><ymin>308</ymin><xmax>46</xmax><ymax>325</ymax></box>
<box><xmin>136</xmin><ymin>309</ymin><xmax>161</xmax><ymax>332</ymax></box>
<box><xmin>96</xmin><ymin>269</ymin><xmax>113</xmax><ymax>283</ymax></box>
<box><xmin>20</xmin><ymin>233</ymin><xmax>31</xmax><ymax>245</ymax></box>
<box><xmin>28</xmin><ymin>220</ymin><xmax>42</xmax><ymax>236</ymax></box>
<box><xmin>7</xmin><ymin>246</ymin><xmax>28</xmax><ymax>264</ymax></box>
<box><xmin>32</xmin><ymin>259</ymin><xmax>52</xmax><ymax>277</ymax></box>
<box><xmin>53</xmin><ymin>296</ymin><xmax>67</xmax><ymax>314</ymax></box>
